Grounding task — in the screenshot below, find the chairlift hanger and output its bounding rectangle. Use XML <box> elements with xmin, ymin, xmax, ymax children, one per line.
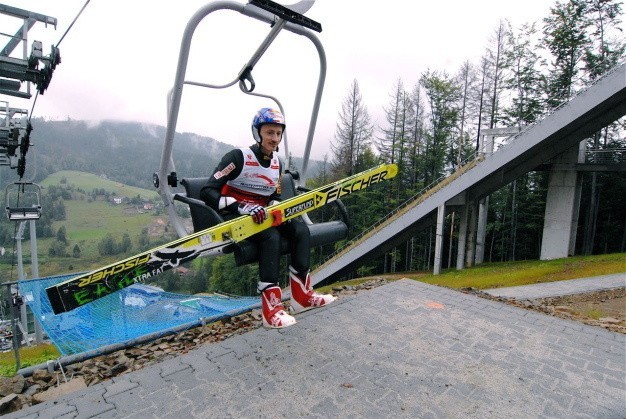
<box><xmin>156</xmin><ymin>0</ymin><xmax>327</xmax><ymax>239</ymax></box>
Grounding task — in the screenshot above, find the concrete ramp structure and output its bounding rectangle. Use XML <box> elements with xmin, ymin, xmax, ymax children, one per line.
<box><xmin>313</xmin><ymin>63</ymin><xmax>626</xmax><ymax>285</ymax></box>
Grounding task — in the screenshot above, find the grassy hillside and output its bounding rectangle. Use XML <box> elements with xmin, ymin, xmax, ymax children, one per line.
<box><xmin>0</xmin><ymin>171</ymin><xmax>177</xmax><ymax>279</ymax></box>
<box><xmin>41</xmin><ymin>171</ymin><xmax>159</xmax><ymax>200</ymax></box>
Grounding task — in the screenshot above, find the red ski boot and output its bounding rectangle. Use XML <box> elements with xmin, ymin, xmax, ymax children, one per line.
<box><xmin>289</xmin><ymin>266</ymin><xmax>336</xmax><ymax>314</ymax></box>
<box><xmin>259</xmin><ymin>282</ymin><xmax>296</xmax><ymax>329</ymax></box>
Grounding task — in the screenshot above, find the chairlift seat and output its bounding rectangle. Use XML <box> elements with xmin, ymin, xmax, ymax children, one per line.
<box><xmin>178</xmin><ymin>173</ymin><xmax>348</xmax><ymax>266</ymax></box>
<box><xmin>6</xmin><ymin>206</ymin><xmax>41</xmax><ymax>221</ymax></box>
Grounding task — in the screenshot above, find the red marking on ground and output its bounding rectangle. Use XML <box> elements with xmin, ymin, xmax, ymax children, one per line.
<box><xmin>425</xmin><ymin>301</ymin><xmax>445</xmax><ymax>309</ymax></box>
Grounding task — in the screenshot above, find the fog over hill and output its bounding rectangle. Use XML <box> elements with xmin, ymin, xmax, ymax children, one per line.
<box><xmin>5</xmin><ymin>118</ymin><xmax>321</xmax><ymax>190</ymax></box>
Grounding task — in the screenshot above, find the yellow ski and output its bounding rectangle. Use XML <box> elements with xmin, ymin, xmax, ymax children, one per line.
<box><xmin>46</xmin><ymin>163</ymin><xmax>398</xmax><ymax>314</ymax></box>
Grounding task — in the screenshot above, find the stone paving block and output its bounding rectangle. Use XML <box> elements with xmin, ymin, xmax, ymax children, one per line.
<box><xmin>71</xmin><ymin>387</ymin><xmax>116</xmax><ymax>418</ymax></box>
<box><xmin>103</xmin><ymin>377</ymin><xmax>139</xmax><ymax>398</ymax></box>
<box><xmin>120</xmin><ymin>405</ymin><xmax>163</xmax><ymax>418</ymax></box>
<box><xmin>219</xmin><ymin>335</ymin><xmax>259</xmax><ymax>360</ymax></box>
<box><xmin>159</xmin><ymin>358</ymin><xmax>193</xmax><ymax>378</ymax></box>
<box><xmin>104</xmin><ymin>387</ymin><xmax>153</xmax><ymax>418</ymax></box>
<box><xmin>127</xmin><ymin>364</ymin><xmax>168</xmax><ymax>395</ymax></box>
<box><xmin>4</xmin><ymin>401</ymin><xmax>76</xmax><ymax>419</ymax></box>
<box><xmin>307</xmin><ymin>396</ymin><xmax>345</xmax><ymax>417</ymax></box>
<box><xmin>200</xmin><ymin>344</ymin><xmax>235</xmax><ymax>361</ymax></box>
<box><xmin>165</xmin><ymin>367</ymin><xmax>208</xmax><ymax>393</ymax></box>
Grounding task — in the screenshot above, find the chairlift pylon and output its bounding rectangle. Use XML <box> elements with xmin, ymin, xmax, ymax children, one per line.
<box><xmin>5</xmin><ymin>181</ymin><xmax>42</xmax><ymax>221</ymax></box>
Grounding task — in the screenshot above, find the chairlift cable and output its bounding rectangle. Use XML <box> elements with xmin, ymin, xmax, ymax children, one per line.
<box><xmin>27</xmin><ymin>91</ymin><xmax>38</xmax><ymax>124</ymax></box>
<box><xmin>27</xmin><ymin>0</ymin><xmax>91</xmax><ymax>123</ymax></box>
<box><xmin>55</xmin><ymin>0</ymin><xmax>91</xmax><ymax>48</ymax></box>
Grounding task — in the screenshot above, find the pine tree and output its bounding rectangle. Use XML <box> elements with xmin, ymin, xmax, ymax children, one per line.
<box><xmin>455</xmin><ymin>61</ymin><xmax>480</xmax><ymax>166</ymax></box>
<box><xmin>331</xmin><ymin>79</ymin><xmax>374</xmax><ymax>178</ymax></box>
<box><xmin>503</xmin><ymin>21</ymin><xmax>546</xmax><ymax>126</ymax></box>
<box><xmin>542</xmin><ymin>0</ymin><xmax>589</xmax><ymax>106</ymax></box>
<box><xmin>377</xmin><ymin>79</ymin><xmax>412</xmax><ymax>200</ymax></box>
<box><xmin>581</xmin><ymin>0</ymin><xmax>625</xmax><ymax>80</ymax></box>
<box><xmin>406</xmin><ymin>82</ymin><xmax>427</xmax><ymax>190</ymax></box>
<box><xmin>377</xmin><ymin>79</ymin><xmax>405</xmax><ymax>166</ymax></box>
<box><xmin>419</xmin><ymin>70</ymin><xmax>461</xmax><ymax>184</ymax></box>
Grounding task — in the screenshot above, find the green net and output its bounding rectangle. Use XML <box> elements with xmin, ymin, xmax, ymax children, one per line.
<box><xmin>18</xmin><ymin>273</ymin><xmax>260</xmax><ymax>356</ymax></box>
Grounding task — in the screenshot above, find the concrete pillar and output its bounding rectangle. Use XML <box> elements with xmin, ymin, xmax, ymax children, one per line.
<box><xmin>456</xmin><ymin>204</ymin><xmax>469</xmax><ymax>270</ymax></box>
<box><xmin>473</xmin><ymin>127</ymin><xmax>520</xmax><ymax>265</ymax></box>
<box><xmin>465</xmin><ymin>202</ymin><xmax>477</xmax><ymax>268</ymax></box>
<box><xmin>475</xmin><ymin>196</ymin><xmax>489</xmax><ymax>264</ymax></box>
<box><xmin>540</xmin><ymin>146</ymin><xmax>581</xmax><ymax>260</ymax></box>
<box><xmin>433</xmin><ymin>205</ymin><xmax>445</xmax><ymax>275</ymax></box>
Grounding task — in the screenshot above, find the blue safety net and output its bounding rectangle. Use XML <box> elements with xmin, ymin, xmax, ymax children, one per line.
<box><xmin>18</xmin><ymin>273</ymin><xmax>260</xmax><ymax>356</ymax></box>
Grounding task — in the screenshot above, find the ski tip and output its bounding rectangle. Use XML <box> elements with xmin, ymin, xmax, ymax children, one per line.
<box><xmin>385</xmin><ymin>163</ymin><xmax>399</xmax><ymax>179</ymax></box>
<box><xmin>45</xmin><ymin>286</ymin><xmax>67</xmax><ymax>315</ymax></box>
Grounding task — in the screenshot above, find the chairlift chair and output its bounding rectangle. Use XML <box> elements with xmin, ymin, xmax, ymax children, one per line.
<box><xmin>5</xmin><ymin>182</ymin><xmax>41</xmax><ymax>221</ymax></box>
<box><xmin>154</xmin><ymin>0</ymin><xmax>349</xmax><ymax>266</ymax></box>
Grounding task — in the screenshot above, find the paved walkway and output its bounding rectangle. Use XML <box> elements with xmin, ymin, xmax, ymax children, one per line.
<box><xmin>484</xmin><ymin>272</ymin><xmax>625</xmax><ymax>299</ymax></box>
<box><xmin>7</xmin><ymin>278</ymin><xmax>626</xmax><ymax>418</ymax></box>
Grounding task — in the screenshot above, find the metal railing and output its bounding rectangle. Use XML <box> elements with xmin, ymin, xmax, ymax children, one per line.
<box><xmin>585</xmin><ymin>148</ymin><xmax>626</xmax><ymax>164</ymax></box>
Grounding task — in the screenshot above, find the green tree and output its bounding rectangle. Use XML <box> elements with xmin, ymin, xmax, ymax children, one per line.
<box><xmin>120</xmin><ymin>233</ymin><xmax>132</xmax><ymax>253</ymax></box>
<box><xmin>542</xmin><ymin>0</ymin><xmax>589</xmax><ymax>105</ymax></box>
<box><xmin>377</xmin><ymin>79</ymin><xmax>406</xmax><ymax>166</ymax></box>
<box><xmin>406</xmin><ymin>82</ymin><xmax>427</xmax><ymax>190</ymax></box>
<box><xmin>502</xmin><ymin>21</ymin><xmax>546</xmax><ymax>126</ymax></box>
<box><xmin>72</xmin><ymin>244</ymin><xmax>81</xmax><ymax>258</ymax></box>
<box><xmin>378</xmin><ymin>79</ymin><xmax>411</xmax><ymax>199</ymax></box>
<box><xmin>98</xmin><ymin>234</ymin><xmax>116</xmax><ymax>256</ymax></box>
<box><xmin>52</xmin><ymin>200</ymin><xmax>67</xmax><ymax>221</ymax></box>
<box><xmin>331</xmin><ymin>79</ymin><xmax>374</xmax><ymax>178</ymax></box>
<box><xmin>420</xmin><ymin>70</ymin><xmax>461</xmax><ymax>184</ymax></box>
<box><xmin>581</xmin><ymin>0</ymin><xmax>624</xmax><ymax>80</ymax></box>
<box><xmin>48</xmin><ymin>240</ymin><xmax>67</xmax><ymax>257</ymax></box>
<box><xmin>56</xmin><ymin>225</ymin><xmax>68</xmax><ymax>244</ymax></box>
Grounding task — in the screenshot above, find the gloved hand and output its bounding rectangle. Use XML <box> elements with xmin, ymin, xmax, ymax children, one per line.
<box><xmin>238</xmin><ymin>203</ymin><xmax>267</xmax><ymax>224</ymax></box>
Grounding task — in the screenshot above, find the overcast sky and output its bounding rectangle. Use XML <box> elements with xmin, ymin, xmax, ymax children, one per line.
<box><xmin>3</xmin><ymin>0</ymin><xmax>555</xmax><ymax>165</ymax></box>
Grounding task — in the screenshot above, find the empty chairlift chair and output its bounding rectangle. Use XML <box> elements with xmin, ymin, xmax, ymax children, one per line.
<box><xmin>5</xmin><ymin>182</ymin><xmax>41</xmax><ymax>221</ymax></box>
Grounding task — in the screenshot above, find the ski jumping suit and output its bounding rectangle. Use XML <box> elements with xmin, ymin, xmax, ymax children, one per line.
<box><xmin>201</xmin><ymin>144</ymin><xmax>310</xmax><ymax>284</ymax></box>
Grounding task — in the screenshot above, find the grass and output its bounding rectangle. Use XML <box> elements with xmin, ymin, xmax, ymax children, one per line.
<box><xmin>318</xmin><ymin>252</ymin><xmax>625</xmax><ymax>293</ymax></box>
<box><xmin>55</xmin><ymin>199</ymin><xmax>157</xmax><ymax>254</ymax></box>
<box><xmin>0</xmin><ymin>343</ymin><xmax>60</xmax><ymax>377</ymax></box>
<box><xmin>403</xmin><ymin>253</ymin><xmax>626</xmax><ymax>290</ymax></box>
<box><xmin>585</xmin><ymin>308</ymin><xmax>604</xmax><ymax>320</ymax></box>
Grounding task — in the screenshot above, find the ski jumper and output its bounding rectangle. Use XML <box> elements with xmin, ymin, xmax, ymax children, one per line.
<box><xmin>201</xmin><ymin>144</ymin><xmax>310</xmax><ymax>284</ymax></box>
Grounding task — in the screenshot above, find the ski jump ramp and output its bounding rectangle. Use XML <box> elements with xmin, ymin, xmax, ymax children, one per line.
<box><xmin>313</xmin><ymin>63</ymin><xmax>626</xmax><ymax>285</ymax></box>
